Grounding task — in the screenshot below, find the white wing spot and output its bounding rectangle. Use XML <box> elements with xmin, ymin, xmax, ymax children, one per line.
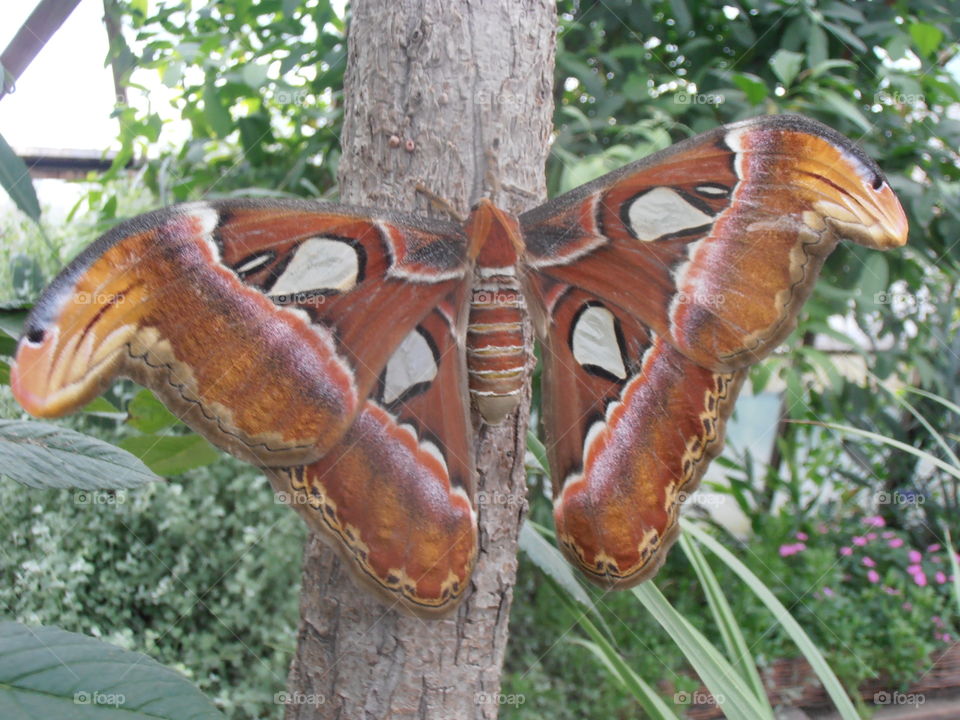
<box><xmin>383</xmin><ymin>329</ymin><xmax>438</xmax><ymax>404</ymax></box>
<box><xmin>627</xmin><ymin>187</ymin><xmax>713</xmax><ymax>241</ymax></box>
<box><xmin>270</xmin><ymin>237</ymin><xmax>359</xmax><ymax>296</ymax></box>
<box><xmin>235</xmin><ymin>254</ymin><xmax>273</xmax><ymax>275</ymax></box>
<box><xmin>571</xmin><ymin>305</ymin><xmax>626</xmax><ymax>380</ymax></box>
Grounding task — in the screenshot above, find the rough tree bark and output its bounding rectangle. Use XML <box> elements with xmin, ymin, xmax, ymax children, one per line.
<box><xmin>283</xmin><ymin>1</ymin><xmax>556</xmax><ymax>718</ymax></box>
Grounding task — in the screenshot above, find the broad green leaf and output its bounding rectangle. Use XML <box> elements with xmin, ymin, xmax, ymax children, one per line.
<box><xmin>82</xmin><ymin>396</ymin><xmax>123</xmax><ymax>414</ymax></box>
<box><xmin>817</xmin><ymin>88</ymin><xmax>872</xmax><ymax>133</ymax></box>
<box><xmin>0</xmin><ymin>308</ymin><xmax>26</xmax><ymax>339</ymax></box>
<box><xmin>0</xmin><ymin>131</ymin><xmax>40</xmax><ymax>223</ymax></box>
<box><xmin>909</xmin><ymin>22</ymin><xmax>943</xmax><ymax>58</ymax></box>
<box><xmin>0</xmin><ymin>359</ymin><xmax>8</xmax><ymax>385</ymax></box>
<box><xmin>118</xmin><ymin>434</ymin><xmax>219</xmax><ymax>476</ymax></box>
<box><xmin>822</xmin><ymin>21</ymin><xmax>867</xmax><ymax>53</ymax></box>
<box><xmin>519</xmin><ymin>522</ymin><xmax>595</xmax><ymax>611</ymax></box>
<box><xmin>127</xmin><ymin>389</ymin><xmax>181</xmax><ymax>433</ymax></box>
<box><xmin>682</xmin><ymin>520</ymin><xmax>862</xmax><ymax>720</ymax></box>
<box><xmin>0</xmin><ymin>420</ymin><xmax>159</xmax><ymax>489</ymax></box>
<box><xmin>806</xmin><ymin>23</ymin><xmax>828</xmax><ymax>68</ymax></box>
<box><xmin>203</xmin><ymin>77</ymin><xmax>233</xmax><ymax>138</ymax></box>
<box><xmin>769</xmin><ymin>49</ymin><xmax>804</xmax><ymax>87</ymax></box>
<box><xmin>632</xmin><ymin>582</ymin><xmax>774</xmax><ymax>720</ymax></box>
<box><xmin>0</xmin><ymin>621</ymin><xmax>224</xmax><ymax>719</ymax></box>
<box><xmin>732</xmin><ymin>73</ymin><xmax>768</xmax><ymax>104</ymax></box>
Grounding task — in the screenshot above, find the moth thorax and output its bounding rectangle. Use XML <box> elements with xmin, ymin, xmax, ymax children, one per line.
<box><xmin>466</xmin><ymin>270</ymin><xmax>528</xmax><ymax>424</ymax></box>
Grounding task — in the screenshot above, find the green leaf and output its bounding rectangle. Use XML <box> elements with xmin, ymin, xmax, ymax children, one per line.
<box><xmin>679</xmin><ymin>533</ymin><xmax>768</xmax><ymax>704</ymax></box>
<box><xmin>0</xmin><ymin>131</ymin><xmax>40</xmax><ymax>223</ymax></box>
<box><xmin>909</xmin><ymin>22</ymin><xmax>943</xmax><ymax>58</ymax></box>
<box><xmin>632</xmin><ymin>583</ymin><xmax>774</xmax><ymax>720</ymax></box>
<box><xmin>806</xmin><ymin>23</ymin><xmax>828</xmax><ymax>69</ymax></box>
<box><xmin>0</xmin><ymin>308</ymin><xmax>26</xmax><ymax>339</ymax></box>
<box><xmin>817</xmin><ymin>88</ymin><xmax>872</xmax><ymax>133</ymax></box>
<box><xmin>203</xmin><ymin>77</ymin><xmax>233</xmax><ymax>138</ymax></box>
<box><xmin>127</xmin><ymin>389</ymin><xmax>181</xmax><ymax>433</ymax></box>
<box><xmin>0</xmin><ymin>621</ymin><xmax>225</xmax><ymax>719</ymax></box>
<box><xmin>0</xmin><ymin>359</ymin><xmax>8</xmax><ymax>385</ymax></box>
<box><xmin>567</xmin><ymin>632</ymin><xmax>681</xmax><ymax>719</ymax></box>
<box><xmin>0</xmin><ymin>420</ymin><xmax>159</xmax><ymax>489</ymax></box>
<box><xmin>769</xmin><ymin>49</ymin><xmax>804</xmax><ymax>87</ymax></box>
<box><xmin>82</xmin><ymin>396</ymin><xmax>122</xmax><ymax>414</ymax></box>
<box><xmin>681</xmin><ymin>520</ymin><xmax>860</xmax><ymax>719</ymax></box>
<box><xmin>118</xmin><ymin>434</ymin><xmax>219</xmax><ymax>476</ymax></box>
<box><xmin>519</xmin><ymin>522</ymin><xmax>595</xmax><ymax>611</ymax></box>
<box><xmin>732</xmin><ymin>73</ymin><xmax>768</xmax><ymax>104</ymax></box>
<box><xmin>525</xmin><ymin>429</ymin><xmax>549</xmax><ymax>476</ymax></box>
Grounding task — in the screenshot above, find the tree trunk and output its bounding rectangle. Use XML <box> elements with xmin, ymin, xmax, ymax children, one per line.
<box><xmin>283</xmin><ymin>1</ymin><xmax>556</xmax><ymax>718</ymax></box>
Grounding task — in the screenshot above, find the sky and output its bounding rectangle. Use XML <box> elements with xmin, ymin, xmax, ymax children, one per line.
<box><xmin>0</xmin><ymin>2</ymin><xmax>120</xmax><ymax>152</ymax></box>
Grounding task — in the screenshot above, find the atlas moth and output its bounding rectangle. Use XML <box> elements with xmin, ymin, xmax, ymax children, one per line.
<box><xmin>11</xmin><ymin>114</ymin><xmax>908</xmax><ymax>616</ymax></box>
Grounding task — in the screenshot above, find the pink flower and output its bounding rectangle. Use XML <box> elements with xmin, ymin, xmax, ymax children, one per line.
<box><xmin>908</xmin><ymin>549</ymin><xmax>922</xmax><ymax>563</ymax></box>
<box><xmin>902</xmin><ymin>602</ymin><xmax>913</xmax><ymax>611</ymax></box>
<box><xmin>867</xmin><ymin>570</ymin><xmax>880</xmax><ymax>583</ymax></box>
<box><xmin>888</xmin><ymin>538</ymin><xmax>904</xmax><ymax>548</ymax></box>
<box><xmin>933</xmin><ymin>616</ymin><xmax>943</xmax><ymax>627</ymax></box>
<box><xmin>941</xmin><ymin>634</ymin><xmax>952</xmax><ymax>643</ymax></box>
<box><xmin>908</xmin><ymin>564</ymin><xmax>923</xmax><ymax>575</ymax></box>
<box><xmin>913</xmin><ymin>571</ymin><xmax>928</xmax><ymax>587</ymax></box>
<box><xmin>866</xmin><ymin>532</ymin><xmax>878</xmax><ymax>541</ymax></box>
<box><xmin>883</xmin><ymin>586</ymin><xmax>901</xmax><ymax>595</ymax></box>
<box><xmin>863</xmin><ymin>557</ymin><xmax>876</xmax><ymax>567</ymax></box>
<box><xmin>796</xmin><ymin>531</ymin><xmax>809</xmax><ymax>541</ymax></box>
<box><xmin>882</xmin><ymin>531</ymin><xmax>895</xmax><ymax>539</ymax></box>
<box><xmin>853</xmin><ymin>536</ymin><xmax>868</xmax><ymax>546</ymax></box>
<box><xmin>823</xmin><ymin>586</ymin><xmax>835</xmax><ymax>597</ymax></box>
<box><xmin>864</xmin><ymin>515</ymin><xmax>885</xmax><ymax>527</ymax></box>
<box><xmin>936</xmin><ymin>571</ymin><xmax>947</xmax><ymax>584</ymax></box>
<box><xmin>840</xmin><ymin>546</ymin><xmax>853</xmax><ymax>556</ymax></box>
<box><xmin>779</xmin><ymin>542</ymin><xmax>807</xmax><ymax>557</ymax></box>
<box><xmin>928</xmin><ymin>543</ymin><xmax>941</xmax><ymax>552</ymax></box>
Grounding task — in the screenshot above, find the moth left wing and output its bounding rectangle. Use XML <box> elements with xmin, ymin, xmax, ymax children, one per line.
<box><xmin>12</xmin><ymin>199</ymin><xmax>469</xmax><ymax>468</ymax></box>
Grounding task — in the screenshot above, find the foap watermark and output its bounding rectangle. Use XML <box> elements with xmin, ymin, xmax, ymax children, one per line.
<box><xmin>275</xmin><ymin>691</ymin><xmax>325</xmax><ymax>707</ymax></box>
<box><xmin>271</xmin><ymin>292</ymin><xmax>328</xmax><ymax>305</ymax></box>
<box><xmin>676</xmin><ymin>490</ymin><xmax>724</xmax><ymax>508</ymax></box>
<box><xmin>475</xmin><ymin>692</ymin><xmax>525</xmax><ymax>706</ymax></box>
<box><xmin>876</xmin><ymin>489</ymin><xmax>925</xmax><ymax>506</ymax></box>
<box><xmin>674</xmin><ymin>91</ymin><xmax>724</xmax><ymax>106</ymax></box>
<box><xmin>874</xmin><ymin>690</ymin><xmax>925</xmax><ymax>708</ymax></box>
<box><xmin>674</xmin><ymin>690</ymin><xmax>724</xmax><ymax>706</ymax></box>
<box><xmin>74</xmin><ymin>291</ymin><xmax>126</xmax><ymax>306</ymax></box>
<box><xmin>675</xmin><ymin>291</ymin><xmax>725</xmax><ymax>307</ymax></box>
<box><xmin>75</xmin><ymin>691</ymin><xmax>126</xmax><ymax>707</ymax></box>
<box><xmin>75</xmin><ymin>490</ymin><xmax>127</xmax><ymax>506</ymax></box>
<box><xmin>274</xmin><ymin>491</ymin><xmax>312</xmax><ymax>507</ymax></box>
<box><xmin>275</xmin><ymin>89</ymin><xmax>309</xmax><ymax>106</ymax></box>
<box><xmin>477</xmin><ymin>490</ymin><xmax>525</xmax><ymax>508</ymax></box>
<box><xmin>473</xmin><ymin>89</ymin><xmax>525</xmax><ymax>109</ymax></box>
<box><xmin>473</xmin><ymin>288</ymin><xmax>521</xmax><ymax>306</ymax></box>
<box><xmin>874</xmin><ymin>91</ymin><xmax>925</xmax><ymax>108</ymax></box>
<box><xmin>873</xmin><ymin>291</ymin><xmax>919</xmax><ymax>308</ymax></box>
